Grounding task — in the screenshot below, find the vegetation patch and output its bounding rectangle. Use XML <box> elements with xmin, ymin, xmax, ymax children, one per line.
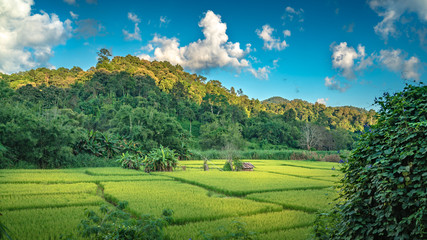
<box><xmin>158</xmin><ymin>170</ymin><xmax>333</xmax><ymax>196</ymax></box>
<box><xmin>0</xmin><ymin>182</ymin><xmax>97</xmax><ymax>196</ymax></box>
<box><xmin>165</xmin><ymin>210</ymin><xmax>315</xmax><ymax>240</ymax></box>
<box><xmin>256</xmin><ymin>227</ymin><xmax>313</xmax><ymax>240</ymax></box>
<box><xmin>102</xmin><ymin>181</ymin><xmax>281</xmax><ymax>224</ymax></box>
<box><xmin>2</xmin><ymin>206</ymin><xmax>100</xmax><ymax>240</ymax></box>
<box><xmin>0</xmin><ymin>193</ymin><xmax>104</xmax><ymax>211</ymax></box>
<box><xmin>246</xmin><ymin>188</ymin><xmax>338</xmax><ymax>213</ymax></box>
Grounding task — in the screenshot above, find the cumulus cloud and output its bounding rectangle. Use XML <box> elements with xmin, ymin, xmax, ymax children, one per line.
<box><xmin>368</xmin><ymin>0</ymin><xmax>427</xmax><ymax>40</ymax></box>
<box><xmin>123</xmin><ymin>13</ymin><xmax>142</xmax><ymax>41</ymax></box>
<box><xmin>328</xmin><ymin>42</ymin><xmax>422</xmax><ymax>85</ymax></box>
<box><xmin>139</xmin><ymin>10</ymin><xmax>251</xmax><ymax>74</ymax></box>
<box><xmin>379</xmin><ymin>49</ymin><xmax>421</xmax><ymax>81</ymax></box>
<box><xmin>324</xmin><ymin>76</ymin><xmax>349</xmax><ymax>92</ymax></box>
<box><xmin>316</xmin><ymin>98</ymin><xmax>329</xmax><ymax>105</ymax></box>
<box><xmin>256</xmin><ymin>25</ymin><xmax>290</xmax><ymax>51</ymax></box>
<box><xmin>0</xmin><ymin>0</ymin><xmax>72</xmax><ymax>74</ymax></box>
<box><xmin>331</xmin><ymin>42</ymin><xmax>372</xmax><ymax>79</ymax></box>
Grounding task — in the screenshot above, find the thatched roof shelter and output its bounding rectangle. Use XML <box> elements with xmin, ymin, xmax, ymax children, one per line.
<box><xmin>242</xmin><ymin>162</ymin><xmax>254</xmax><ymax>171</ymax></box>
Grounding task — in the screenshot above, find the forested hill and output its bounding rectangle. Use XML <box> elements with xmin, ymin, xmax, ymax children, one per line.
<box><xmin>1</xmin><ymin>53</ymin><xmax>375</xmax><ymax>132</ymax></box>
<box><xmin>0</xmin><ymin>52</ymin><xmax>380</xmax><ymax>168</ymax></box>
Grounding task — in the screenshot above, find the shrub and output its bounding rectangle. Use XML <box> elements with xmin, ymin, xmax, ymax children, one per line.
<box><xmin>222</xmin><ymin>161</ymin><xmax>233</xmax><ymax>171</ymax></box>
<box><xmin>233</xmin><ymin>158</ymin><xmax>244</xmax><ymax>171</ymax></box>
<box><xmin>116</xmin><ymin>152</ymin><xmax>144</xmax><ymax>170</ymax></box>
<box><xmin>143</xmin><ymin>146</ymin><xmax>178</xmax><ymax>172</ymax></box>
<box><xmin>78</xmin><ymin>201</ymin><xmax>173</xmax><ymax>240</ymax></box>
<box><xmin>315</xmin><ymin>84</ymin><xmax>427</xmax><ymax>239</ymax></box>
<box><xmin>322</xmin><ymin>154</ymin><xmax>341</xmax><ymax>162</ymax></box>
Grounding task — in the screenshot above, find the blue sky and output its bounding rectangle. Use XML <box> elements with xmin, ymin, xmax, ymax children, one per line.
<box><xmin>1</xmin><ymin>0</ymin><xmax>426</xmax><ymax>109</ymax></box>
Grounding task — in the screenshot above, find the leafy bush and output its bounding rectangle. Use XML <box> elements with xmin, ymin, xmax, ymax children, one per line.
<box><xmin>233</xmin><ymin>158</ymin><xmax>243</xmax><ymax>171</ymax></box>
<box><xmin>143</xmin><ymin>146</ymin><xmax>178</xmax><ymax>172</ymax></box>
<box><xmin>223</xmin><ymin>160</ymin><xmax>233</xmax><ymax>171</ymax></box>
<box><xmin>315</xmin><ymin>84</ymin><xmax>427</xmax><ymax>239</ymax></box>
<box><xmin>116</xmin><ymin>152</ymin><xmax>144</xmax><ymax>170</ymax></box>
<box><xmin>78</xmin><ymin>201</ymin><xmax>173</xmax><ymax>240</ymax></box>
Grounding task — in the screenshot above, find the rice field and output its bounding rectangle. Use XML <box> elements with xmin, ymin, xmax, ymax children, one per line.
<box><xmin>0</xmin><ymin>160</ymin><xmax>341</xmax><ymax>239</ymax></box>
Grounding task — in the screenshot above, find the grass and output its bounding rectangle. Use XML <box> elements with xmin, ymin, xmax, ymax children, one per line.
<box><xmin>0</xmin><ymin>168</ymin><xmax>169</xmax><ymax>183</ymax></box>
<box><xmin>1</xmin><ymin>206</ymin><xmax>100</xmax><ymax>240</ymax></box>
<box><xmin>0</xmin><ymin>182</ymin><xmax>97</xmax><ymax>196</ymax></box>
<box><xmin>0</xmin><ymin>160</ymin><xmax>341</xmax><ymax>239</ymax></box>
<box><xmin>257</xmin><ymin>227</ymin><xmax>313</xmax><ymax>240</ymax></box>
<box><xmin>246</xmin><ymin>188</ymin><xmax>339</xmax><ymax>212</ymax></box>
<box><xmin>165</xmin><ymin>210</ymin><xmax>315</xmax><ymax>240</ymax></box>
<box><xmin>157</xmin><ymin>170</ymin><xmax>333</xmax><ymax>196</ymax></box>
<box><xmin>102</xmin><ymin>181</ymin><xmax>282</xmax><ymax>224</ymax></box>
<box><xmin>0</xmin><ymin>193</ymin><xmax>104</xmax><ymax>211</ymax></box>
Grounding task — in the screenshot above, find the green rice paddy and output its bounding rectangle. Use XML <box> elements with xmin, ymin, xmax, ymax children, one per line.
<box><xmin>0</xmin><ymin>159</ymin><xmax>342</xmax><ymax>239</ymax></box>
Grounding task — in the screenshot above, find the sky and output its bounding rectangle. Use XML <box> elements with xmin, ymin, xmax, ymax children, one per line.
<box><xmin>1</xmin><ymin>0</ymin><xmax>426</xmax><ymax>110</ymax></box>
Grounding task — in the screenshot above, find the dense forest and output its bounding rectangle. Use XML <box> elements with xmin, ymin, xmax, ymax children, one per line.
<box><xmin>0</xmin><ymin>50</ymin><xmax>376</xmax><ymax>168</ymax></box>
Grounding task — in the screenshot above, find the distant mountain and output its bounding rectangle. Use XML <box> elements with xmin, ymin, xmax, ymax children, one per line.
<box><xmin>262</xmin><ymin>96</ymin><xmax>290</xmax><ymax>104</ymax></box>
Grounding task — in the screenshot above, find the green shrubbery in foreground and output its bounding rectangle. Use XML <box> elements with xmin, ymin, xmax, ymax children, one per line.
<box><xmin>315</xmin><ymin>84</ymin><xmax>427</xmax><ymax>239</ymax></box>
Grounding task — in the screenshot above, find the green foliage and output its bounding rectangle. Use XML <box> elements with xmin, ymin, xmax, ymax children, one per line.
<box><xmin>199</xmin><ymin>221</ymin><xmax>258</xmax><ymax>240</ymax></box>
<box><xmin>110</xmin><ymin>105</ymin><xmax>186</xmax><ymax>154</ymax></box>
<box><xmin>78</xmin><ymin>201</ymin><xmax>173</xmax><ymax>240</ymax></box>
<box><xmin>76</xmin><ymin>130</ymin><xmax>121</xmax><ymax>158</ymax></box>
<box><xmin>143</xmin><ymin>146</ymin><xmax>179</xmax><ymax>172</ymax></box>
<box><xmin>0</xmin><ymin>104</ymin><xmax>83</xmax><ymax>168</ymax></box>
<box><xmin>233</xmin><ymin>158</ymin><xmax>243</xmax><ymax>171</ymax></box>
<box><xmin>200</xmin><ymin>119</ymin><xmax>244</xmax><ymax>150</ymax></box>
<box><xmin>315</xmin><ymin>84</ymin><xmax>427</xmax><ymax>239</ymax></box>
<box><xmin>222</xmin><ymin>161</ymin><xmax>233</xmax><ymax>171</ymax></box>
<box><xmin>0</xmin><ymin>55</ymin><xmax>372</xmax><ymax>168</ymax></box>
<box><xmin>116</xmin><ymin>152</ymin><xmax>145</xmax><ymax>170</ymax></box>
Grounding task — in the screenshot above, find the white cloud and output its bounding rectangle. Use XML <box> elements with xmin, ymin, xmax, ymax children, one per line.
<box><xmin>140</xmin><ymin>10</ymin><xmax>251</xmax><ymax>74</ymax></box>
<box><xmin>316</xmin><ymin>98</ymin><xmax>329</xmax><ymax>105</ymax></box>
<box><xmin>256</xmin><ymin>25</ymin><xmax>289</xmax><ymax>51</ymax></box>
<box><xmin>403</xmin><ymin>56</ymin><xmax>421</xmax><ymax>81</ymax></box>
<box><xmin>248</xmin><ymin>66</ymin><xmax>270</xmax><ymax>80</ymax></box>
<box><xmin>284</xmin><ymin>6</ymin><xmax>304</xmax><ymax>22</ymax></box>
<box><xmin>123</xmin><ymin>13</ymin><xmax>141</xmax><ymax>41</ymax></box>
<box><xmin>331</xmin><ymin>42</ymin><xmax>362</xmax><ymax>79</ymax></box>
<box><xmin>0</xmin><ymin>0</ymin><xmax>72</xmax><ymax>74</ymax></box>
<box><xmin>159</xmin><ymin>16</ymin><xmax>170</xmax><ymax>27</ymax></box>
<box><xmin>324</xmin><ymin>76</ymin><xmax>349</xmax><ymax>92</ymax></box>
<box><xmin>368</xmin><ymin>0</ymin><xmax>427</xmax><ymax>40</ymax></box>
<box><xmin>329</xmin><ymin>42</ymin><xmax>422</xmax><ymax>83</ymax></box>
<box><xmin>379</xmin><ymin>49</ymin><xmax>421</xmax><ymax>81</ymax></box>
<box><xmin>70</xmin><ymin>11</ymin><xmax>78</xmax><ymax>20</ymax></box>
<box><xmin>63</xmin><ymin>0</ymin><xmax>75</xmax><ymax>4</ymax></box>
<box><xmin>128</xmin><ymin>12</ymin><xmax>140</xmax><ymax>23</ymax></box>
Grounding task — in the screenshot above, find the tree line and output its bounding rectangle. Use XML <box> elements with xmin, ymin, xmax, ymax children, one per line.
<box><xmin>0</xmin><ymin>50</ymin><xmax>376</xmax><ymax>168</ymax></box>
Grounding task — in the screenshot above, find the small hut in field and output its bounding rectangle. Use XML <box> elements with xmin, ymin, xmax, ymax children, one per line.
<box><xmin>242</xmin><ymin>162</ymin><xmax>254</xmax><ymax>171</ymax></box>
